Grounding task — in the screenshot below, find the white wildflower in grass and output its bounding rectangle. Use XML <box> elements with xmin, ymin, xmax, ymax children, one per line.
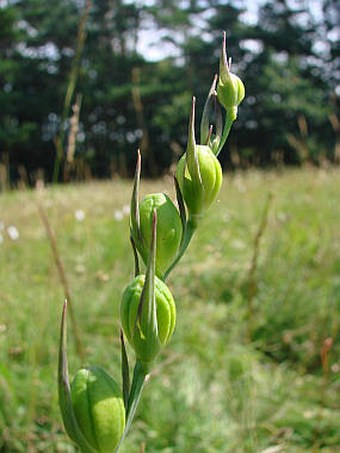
<box><xmin>122</xmin><ymin>204</ymin><xmax>130</xmax><ymax>216</ymax></box>
<box><xmin>74</xmin><ymin>209</ymin><xmax>85</xmax><ymax>222</ymax></box>
<box><xmin>231</xmin><ymin>239</ymin><xmax>246</xmax><ymax>250</ymax></box>
<box><xmin>7</xmin><ymin>226</ymin><xmax>20</xmax><ymax>241</ymax></box>
<box><xmin>277</xmin><ymin>211</ymin><xmax>287</xmax><ymax>223</ymax></box>
<box><xmin>114</xmin><ymin>205</ymin><xmax>129</xmax><ymax>222</ymax></box>
<box><xmin>114</xmin><ymin>210</ymin><xmax>124</xmax><ymax>221</ymax></box>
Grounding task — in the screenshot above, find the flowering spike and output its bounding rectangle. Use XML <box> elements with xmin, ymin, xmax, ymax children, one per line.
<box><xmin>59</xmin><ymin>30</ymin><xmax>246</xmax><ymax>452</ymax></box>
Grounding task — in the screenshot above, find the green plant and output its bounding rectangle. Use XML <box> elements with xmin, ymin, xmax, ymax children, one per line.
<box><xmin>58</xmin><ymin>32</ymin><xmax>245</xmax><ymax>451</ymax></box>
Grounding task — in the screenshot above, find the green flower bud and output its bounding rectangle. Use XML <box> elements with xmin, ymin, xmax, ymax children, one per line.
<box><xmin>132</xmin><ymin>193</ymin><xmax>182</xmax><ymax>278</ymax></box>
<box><xmin>70</xmin><ymin>366</ymin><xmax>125</xmax><ymax>453</ymax></box>
<box><xmin>176</xmin><ymin>97</ymin><xmax>223</xmax><ymax>220</ymax></box>
<box><xmin>121</xmin><ymin>274</ymin><xmax>176</xmax><ymax>367</ymax></box>
<box><xmin>217</xmin><ymin>32</ymin><xmax>245</xmax><ymax>120</ymax></box>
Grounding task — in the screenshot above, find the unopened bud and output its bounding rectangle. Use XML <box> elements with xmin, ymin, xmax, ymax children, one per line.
<box><xmin>176</xmin><ymin>97</ymin><xmax>222</xmax><ymax>220</ymax></box>
<box><xmin>132</xmin><ymin>193</ymin><xmax>182</xmax><ymax>278</ymax></box>
<box><xmin>70</xmin><ymin>366</ymin><xmax>125</xmax><ymax>452</ymax></box>
<box><xmin>217</xmin><ymin>32</ymin><xmax>245</xmax><ymax>119</ymax></box>
<box><xmin>121</xmin><ymin>274</ymin><xmax>176</xmax><ymax>367</ymax></box>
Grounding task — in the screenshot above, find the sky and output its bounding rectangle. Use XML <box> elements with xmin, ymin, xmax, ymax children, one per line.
<box><xmin>135</xmin><ymin>0</ymin><xmax>263</xmax><ymax>61</ymax></box>
<box><xmin>3</xmin><ymin>0</ymin><xmax>329</xmax><ymax>63</ymax></box>
<box><xmin>133</xmin><ymin>0</ymin><xmax>325</xmax><ymax>61</ymax></box>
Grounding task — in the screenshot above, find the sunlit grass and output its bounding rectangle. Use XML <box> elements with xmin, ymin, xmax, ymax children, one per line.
<box><xmin>0</xmin><ymin>168</ymin><xmax>339</xmax><ymax>451</ymax></box>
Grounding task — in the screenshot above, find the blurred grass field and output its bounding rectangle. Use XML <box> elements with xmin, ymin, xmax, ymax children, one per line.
<box><xmin>0</xmin><ymin>168</ymin><xmax>339</xmax><ymax>452</ymax></box>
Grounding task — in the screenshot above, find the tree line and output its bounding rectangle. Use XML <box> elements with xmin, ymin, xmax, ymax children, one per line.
<box><xmin>0</xmin><ymin>0</ymin><xmax>338</xmax><ymax>185</ymax></box>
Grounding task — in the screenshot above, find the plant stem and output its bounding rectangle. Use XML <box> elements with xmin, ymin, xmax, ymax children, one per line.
<box><xmin>116</xmin><ymin>360</ymin><xmax>148</xmax><ymax>452</ymax></box>
<box><xmin>216</xmin><ymin>109</ymin><xmax>235</xmax><ymax>156</ymax></box>
<box><xmin>163</xmin><ymin>217</ymin><xmax>197</xmax><ymax>281</ymax></box>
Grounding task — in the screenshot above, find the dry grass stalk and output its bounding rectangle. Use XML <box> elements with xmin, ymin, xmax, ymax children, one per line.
<box><xmin>36</xmin><ymin>180</ymin><xmax>84</xmax><ymax>362</ymax></box>
<box><xmin>66</xmin><ymin>94</ymin><xmax>82</xmax><ymax>164</ymax></box>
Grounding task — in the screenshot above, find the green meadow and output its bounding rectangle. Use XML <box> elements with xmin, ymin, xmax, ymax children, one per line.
<box><xmin>0</xmin><ymin>168</ymin><xmax>339</xmax><ymax>452</ymax></box>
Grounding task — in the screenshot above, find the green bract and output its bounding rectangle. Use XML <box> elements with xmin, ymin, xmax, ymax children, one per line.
<box><xmin>70</xmin><ymin>366</ymin><xmax>125</xmax><ymax>453</ymax></box>
<box><xmin>132</xmin><ymin>193</ymin><xmax>182</xmax><ymax>278</ymax></box>
<box><xmin>120</xmin><ymin>274</ymin><xmax>176</xmax><ymax>367</ymax></box>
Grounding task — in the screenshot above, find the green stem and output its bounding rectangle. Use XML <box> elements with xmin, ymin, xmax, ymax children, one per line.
<box><xmin>216</xmin><ymin>109</ymin><xmax>235</xmax><ymax>156</ymax></box>
<box><xmin>116</xmin><ymin>360</ymin><xmax>148</xmax><ymax>452</ymax></box>
<box><xmin>163</xmin><ymin>217</ymin><xmax>197</xmax><ymax>281</ymax></box>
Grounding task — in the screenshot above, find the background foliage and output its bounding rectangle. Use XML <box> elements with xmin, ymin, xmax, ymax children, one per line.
<box><xmin>0</xmin><ymin>0</ymin><xmax>339</xmax><ymax>184</ymax></box>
